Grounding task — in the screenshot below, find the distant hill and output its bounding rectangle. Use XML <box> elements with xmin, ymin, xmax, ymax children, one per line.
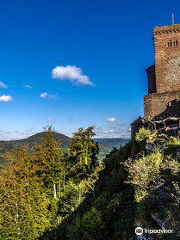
<box><xmin>0</xmin><ymin>132</ymin><xmax>129</xmax><ymax>164</ymax></box>
<box><xmin>0</xmin><ymin>132</ymin><xmax>70</xmax><ymax>164</ymax></box>
<box><xmin>94</xmin><ymin>138</ymin><xmax>129</xmax><ymax>159</ymax></box>
<box><xmin>0</xmin><ymin>132</ymin><xmax>69</xmax><ymax>150</ymax></box>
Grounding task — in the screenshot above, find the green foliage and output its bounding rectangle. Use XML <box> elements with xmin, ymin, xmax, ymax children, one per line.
<box><xmin>61</xmin><ymin>129</ymin><xmax>180</xmax><ymax>240</ymax></box>
<box><xmin>53</xmin><ymin>138</ymin><xmax>136</xmax><ymax>240</ymax></box>
<box><xmin>0</xmin><ymin>126</ymin><xmax>102</xmax><ymax>240</ymax></box>
<box><xmin>126</xmin><ymin>152</ymin><xmax>163</xmax><ymax>202</ymax></box>
<box><xmin>33</xmin><ymin>126</ymin><xmax>65</xmax><ymax>187</ymax></box>
<box><xmin>68</xmin><ymin>127</ymin><xmax>99</xmax><ymax>177</ymax></box>
<box><xmin>3</xmin><ymin>124</ymin><xmax>180</xmax><ymax>240</ymax></box>
<box><xmin>0</xmin><ymin>147</ymin><xmax>51</xmax><ymax>240</ymax></box>
<box><xmin>126</xmin><ymin>131</ymin><xmax>180</xmax><ymax>202</ymax></box>
<box><xmin>135</xmin><ymin>127</ymin><xmax>151</xmax><ymax>142</ymax></box>
<box><xmin>81</xmin><ymin>208</ymin><xmax>104</xmax><ymax>239</ymax></box>
<box><xmin>67</xmin><ymin>208</ymin><xmax>104</xmax><ymax>240</ymax></box>
<box><xmin>125</xmin><ymin>129</ymin><xmax>180</xmax><ymax>239</ymax></box>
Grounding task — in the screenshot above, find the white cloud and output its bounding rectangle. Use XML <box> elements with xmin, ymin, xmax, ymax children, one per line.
<box><xmin>0</xmin><ymin>127</ymin><xmax>35</xmax><ymax>140</ymax></box>
<box><xmin>0</xmin><ymin>81</ymin><xmax>8</xmax><ymax>89</ymax></box>
<box><xmin>40</xmin><ymin>92</ymin><xmax>48</xmax><ymax>98</ymax></box>
<box><xmin>24</xmin><ymin>127</ymin><xmax>34</xmax><ymax>133</ymax></box>
<box><xmin>0</xmin><ymin>95</ymin><xmax>13</xmax><ymax>102</ymax></box>
<box><xmin>47</xmin><ymin>117</ymin><xmax>55</xmax><ymax>123</ymax></box>
<box><xmin>47</xmin><ymin>117</ymin><xmax>52</xmax><ymax>122</ymax></box>
<box><xmin>103</xmin><ymin>130</ymin><xmax>114</xmax><ymax>133</ymax></box>
<box><xmin>94</xmin><ymin>123</ymin><xmax>131</xmax><ymax>139</ymax></box>
<box><xmin>106</xmin><ymin>118</ymin><xmax>116</xmax><ymax>122</ymax></box>
<box><xmin>51</xmin><ymin>65</ymin><xmax>95</xmax><ymax>86</ymax></box>
<box><xmin>40</xmin><ymin>92</ymin><xmax>57</xmax><ymax>100</ymax></box>
<box><xmin>23</xmin><ymin>84</ymin><xmax>33</xmax><ymax>89</ymax></box>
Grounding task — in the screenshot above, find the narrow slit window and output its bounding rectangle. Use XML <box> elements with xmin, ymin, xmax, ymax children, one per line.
<box><xmin>167</xmin><ymin>41</ymin><xmax>172</xmax><ymax>47</ymax></box>
<box><xmin>174</xmin><ymin>40</ymin><xmax>178</xmax><ymax>47</ymax></box>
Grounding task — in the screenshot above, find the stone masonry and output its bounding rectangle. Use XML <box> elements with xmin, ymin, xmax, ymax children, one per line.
<box><xmin>144</xmin><ymin>23</ymin><xmax>180</xmax><ymax>120</ymax></box>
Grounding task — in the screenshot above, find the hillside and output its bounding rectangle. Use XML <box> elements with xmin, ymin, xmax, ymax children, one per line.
<box><xmin>0</xmin><ymin>132</ymin><xmax>69</xmax><ymax>149</ymax></box>
<box><xmin>0</xmin><ymin>132</ymin><xmax>70</xmax><ymax>164</ymax></box>
<box><xmin>94</xmin><ymin>138</ymin><xmax>129</xmax><ymax>159</ymax></box>
<box><xmin>5</xmin><ymin>127</ymin><xmax>180</xmax><ymax>239</ymax></box>
<box><xmin>43</xmin><ymin>130</ymin><xmax>180</xmax><ymax>240</ymax></box>
<box><xmin>0</xmin><ymin>133</ymin><xmax>129</xmax><ymax>164</ymax></box>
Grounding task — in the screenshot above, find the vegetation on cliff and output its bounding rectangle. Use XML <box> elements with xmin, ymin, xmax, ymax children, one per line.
<box><xmin>0</xmin><ymin>127</ymin><xmax>100</xmax><ymax>239</ymax></box>
<box><xmin>1</xmin><ymin>126</ymin><xmax>180</xmax><ymax>240</ymax></box>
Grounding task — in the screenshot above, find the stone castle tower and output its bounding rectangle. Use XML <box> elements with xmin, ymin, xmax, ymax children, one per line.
<box><xmin>132</xmin><ymin>23</ymin><xmax>180</xmax><ymax>137</ymax></box>
<box><xmin>144</xmin><ymin>24</ymin><xmax>180</xmax><ymax>119</ymax></box>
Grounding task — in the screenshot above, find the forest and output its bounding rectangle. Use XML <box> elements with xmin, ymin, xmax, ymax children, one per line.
<box><xmin>0</xmin><ymin>126</ymin><xmax>180</xmax><ymax>240</ymax></box>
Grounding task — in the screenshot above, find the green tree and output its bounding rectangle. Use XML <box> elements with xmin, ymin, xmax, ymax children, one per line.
<box><xmin>33</xmin><ymin>126</ymin><xmax>66</xmax><ymax>197</ymax></box>
<box><xmin>68</xmin><ymin>127</ymin><xmax>99</xmax><ymax>177</ymax></box>
<box><xmin>0</xmin><ymin>147</ymin><xmax>51</xmax><ymax>240</ymax></box>
<box><xmin>67</xmin><ymin>208</ymin><xmax>104</xmax><ymax>240</ymax></box>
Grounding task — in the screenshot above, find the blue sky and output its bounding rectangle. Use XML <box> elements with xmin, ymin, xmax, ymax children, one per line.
<box><xmin>0</xmin><ymin>0</ymin><xmax>179</xmax><ymax>140</ymax></box>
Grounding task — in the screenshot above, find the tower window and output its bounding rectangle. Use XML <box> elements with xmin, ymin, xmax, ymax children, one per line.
<box><xmin>173</xmin><ymin>40</ymin><xmax>178</xmax><ymax>47</ymax></box>
<box><xmin>167</xmin><ymin>41</ymin><xmax>172</xmax><ymax>47</ymax></box>
<box><xmin>167</xmin><ymin>40</ymin><xmax>178</xmax><ymax>47</ymax></box>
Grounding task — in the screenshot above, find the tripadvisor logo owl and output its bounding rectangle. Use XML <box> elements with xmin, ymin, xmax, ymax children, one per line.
<box><xmin>135</xmin><ymin>227</ymin><xmax>143</xmax><ymax>235</ymax></box>
<box><xmin>135</xmin><ymin>227</ymin><xmax>173</xmax><ymax>235</ymax></box>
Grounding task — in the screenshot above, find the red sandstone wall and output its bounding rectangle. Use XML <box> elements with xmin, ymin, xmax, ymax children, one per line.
<box><xmin>144</xmin><ymin>90</ymin><xmax>180</xmax><ymax>119</ymax></box>
<box><xmin>146</xmin><ymin>65</ymin><xmax>156</xmax><ymax>94</ymax></box>
<box><xmin>154</xmin><ymin>24</ymin><xmax>180</xmax><ymax>93</ymax></box>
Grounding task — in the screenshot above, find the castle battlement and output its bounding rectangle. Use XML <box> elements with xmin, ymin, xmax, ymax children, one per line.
<box><xmin>153</xmin><ymin>24</ymin><xmax>180</xmax><ymax>35</ymax></box>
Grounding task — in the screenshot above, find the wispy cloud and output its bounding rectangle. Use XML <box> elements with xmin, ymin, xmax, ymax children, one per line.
<box><xmin>51</xmin><ymin>65</ymin><xmax>95</xmax><ymax>86</ymax></box>
<box><xmin>23</xmin><ymin>84</ymin><xmax>33</xmax><ymax>89</ymax></box>
<box><xmin>106</xmin><ymin>117</ymin><xmax>116</xmax><ymax>122</ymax></box>
<box><xmin>47</xmin><ymin>117</ymin><xmax>52</xmax><ymax>122</ymax></box>
<box><xmin>24</xmin><ymin>127</ymin><xmax>34</xmax><ymax>133</ymax></box>
<box><xmin>117</xmin><ymin>123</ymin><xmax>127</xmax><ymax>127</ymax></box>
<box><xmin>103</xmin><ymin>129</ymin><xmax>114</xmax><ymax>133</ymax></box>
<box><xmin>40</xmin><ymin>92</ymin><xmax>58</xmax><ymax>100</ymax></box>
<box><xmin>0</xmin><ymin>127</ymin><xmax>35</xmax><ymax>140</ymax></box>
<box><xmin>47</xmin><ymin>117</ymin><xmax>55</xmax><ymax>123</ymax></box>
<box><xmin>0</xmin><ymin>81</ymin><xmax>8</xmax><ymax>89</ymax></box>
<box><xmin>0</xmin><ymin>95</ymin><xmax>13</xmax><ymax>102</ymax></box>
<box><xmin>94</xmin><ymin>120</ymin><xmax>130</xmax><ymax>138</ymax></box>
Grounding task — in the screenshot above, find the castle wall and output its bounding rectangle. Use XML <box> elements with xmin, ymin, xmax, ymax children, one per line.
<box><xmin>154</xmin><ymin>25</ymin><xmax>180</xmax><ymax>93</ymax></box>
<box><xmin>132</xmin><ymin>24</ymin><xmax>180</xmax><ymax>138</ymax></box>
<box><xmin>146</xmin><ymin>65</ymin><xmax>156</xmax><ymax>94</ymax></box>
<box><xmin>144</xmin><ymin>89</ymin><xmax>180</xmax><ymax>119</ymax></box>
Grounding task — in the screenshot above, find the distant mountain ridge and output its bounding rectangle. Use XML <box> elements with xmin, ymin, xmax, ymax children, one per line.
<box><xmin>0</xmin><ymin>132</ymin><xmax>69</xmax><ymax>151</ymax></box>
<box><xmin>94</xmin><ymin>138</ymin><xmax>129</xmax><ymax>147</ymax></box>
<box><xmin>93</xmin><ymin>138</ymin><xmax>129</xmax><ymax>159</ymax></box>
<box><xmin>0</xmin><ymin>132</ymin><xmax>129</xmax><ymax>164</ymax></box>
